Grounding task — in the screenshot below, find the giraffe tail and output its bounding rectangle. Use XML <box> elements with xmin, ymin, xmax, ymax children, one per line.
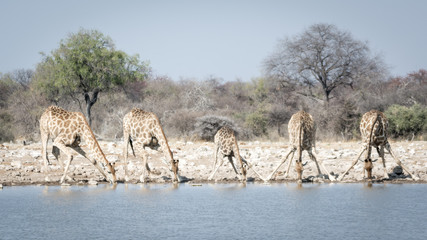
<box><xmin>129</xmin><ymin>138</ymin><xmax>136</xmax><ymax>157</ymax></box>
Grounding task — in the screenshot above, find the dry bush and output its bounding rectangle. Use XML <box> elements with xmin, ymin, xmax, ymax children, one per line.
<box><xmin>7</xmin><ymin>89</ymin><xmax>49</xmax><ymax>141</ymax></box>
<box><xmin>91</xmin><ymin>91</ymin><xmax>132</xmax><ymax>139</ymax></box>
<box><xmin>193</xmin><ymin>115</ymin><xmax>251</xmax><ymax>141</ymax></box>
<box><xmin>162</xmin><ymin>110</ymin><xmax>203</xmax><ymax>138</ymax></box>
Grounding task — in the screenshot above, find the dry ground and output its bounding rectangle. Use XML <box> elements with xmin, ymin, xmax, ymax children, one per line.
<box><xmin>1</xmin><ymin>139</ymin><xmax>426</xmax><ymax>186</ymax></box>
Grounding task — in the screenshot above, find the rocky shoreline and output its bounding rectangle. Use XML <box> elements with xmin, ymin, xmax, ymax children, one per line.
<box><xmin>1</xmin><ymin>140</ymin><xmax>426</xmax><ymax>186</ymax></box>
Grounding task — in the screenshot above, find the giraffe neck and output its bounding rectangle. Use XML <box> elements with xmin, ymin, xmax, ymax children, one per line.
<box><xmin>81</xmin><ymin>123</ymin><xmax>115</xmax><ymax>178</ymax></box>
<box><xmin>297</xmin><ymin>121</ymin><xmax>303</xmax><ymax>160</ymax></box>
<box><xmin>366</xmin><ymin>113</ymin><xmax>380</xmax><ymax>159</ymax></box>
<box><xmin>153</xmin><ymin>127</ymin><xmax>174</xmax><ymax>162</ymax></box>
<box><xmin>232</xmin><ymin>136</ymin><xmax>241</xmax><ymax>161</ymax></box>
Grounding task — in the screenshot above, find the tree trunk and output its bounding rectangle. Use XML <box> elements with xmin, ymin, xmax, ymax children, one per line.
<box><xmin>84</xmin><ymin>89</ymin><xmax>100</xmax><ymax>127</ymax></box>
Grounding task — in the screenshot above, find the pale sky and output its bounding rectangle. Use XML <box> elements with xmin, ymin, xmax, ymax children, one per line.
<box><xmin>1</xmin><ymin>0</ymin><xmax>426</xmax><ymax>82</ymax></box>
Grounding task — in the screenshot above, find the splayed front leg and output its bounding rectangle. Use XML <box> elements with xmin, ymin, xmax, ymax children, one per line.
<box><xmin>266</xmin><ymin>148</ymin><xmax>295</xmax><ymax>181</ymax></box>
<box><xmin>309</xmin><ymin>150</ymin><xmax>336</xmax><ymax>181</ymax></box>
<box><xmin>386</xmin><ymin>144</ymin><xmax>419</xmax><ymax>181</ymax></box>
<box><xmin>241</xmin><ymin>157</ymin><xmax>265</xmax><ymax>181</ymax></box>
<box><xmin>208</xmin><ymin>156</ymin><xmax>225</xmax><ymax>181</ymax></box>
<box><xmin>338</xmin><ymin>147</ymin><xmax>366</xmax><ymax>181</ymax></box>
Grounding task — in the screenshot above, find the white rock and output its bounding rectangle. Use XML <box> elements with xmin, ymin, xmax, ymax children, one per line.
<box><xmin>0</xmin><ymin>184</ymin><xmax>3</xmax><ymax>189</ymax></box>
<box><xmin>30</xmin><ymin>151</ymin><xmax>41</xmax><ymax>158</ymax></box>
<box><xmin>88</xmin><ymin>180</ymin><xmax>98</xmax><ymax>185</ymax></box>
<box><xmin>50</xmin><ymin>165</ymin><xmax>61</xmax><ymax>171</ymax></box>
<box><xmin>11</xmin><ymin>160</ymin><xmax>22</xmax><ymax>169</ymax></box>
<box><xmin>106</xmin><ymin>155</ymin><xmax>119</xmax><ymax>163</ymax></box>
<box><xmin>25</xmin><ymin>166</ymin><xmax>35</xmax><ymax>172</ymax></box>
<box><xmin>197</xmin><ymin>165</ymin><xmax>207</xmax><ymax>170</ymax></box>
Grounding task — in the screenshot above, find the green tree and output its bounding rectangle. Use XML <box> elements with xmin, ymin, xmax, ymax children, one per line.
<box><xmin>34</xmin><ymin>29</ymin><xmax>149</xmax><ymax>126</ymax></box>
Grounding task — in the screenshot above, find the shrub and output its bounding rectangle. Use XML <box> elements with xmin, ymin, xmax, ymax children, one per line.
<box><xmin>385</xmin><ymin>104</ymin><xmax>427</xmax><ymax>138</ymax></box>
<box><xmin>164</xmin><ymin>110</ymin><xmax>202</xmax><ymax>138</ymax></box>
<box><xmin>0</xmin><ymin>111</ymin><xmax>14</xmax><ymax>142</ymax></box>
<box><xmin>245</xmin><ymin>109</ymin><xmax>269</xmax><ymax>137</ymax></box>
<box><xmin>193</xmin><ymin>115</ymin><xmax>239</xmax><ymax>141</ymax></box>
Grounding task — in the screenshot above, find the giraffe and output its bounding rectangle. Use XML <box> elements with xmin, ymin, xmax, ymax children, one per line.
<box><xmin>338</xmin><ymin>110</ymin><xmax>419</xmax><ymax>181</ymax></box>
<box><xmin>40</xmin><ymin>106</ymin><xmax>116</xmax><ymax>184</ymax></box>
<box><xmin>266</xmin><ymin>110</ymin><xmax>336</xmax><ymax>183</ymax></box>
<box><xmin>208</xmin><ymin>126</ymin><xmax>264</xmax><ymax>181</ymax></box>
<box><xmin>123</xmin><ymin>108</ymin><xmax>180</xmax><ymax>183</ymax></box>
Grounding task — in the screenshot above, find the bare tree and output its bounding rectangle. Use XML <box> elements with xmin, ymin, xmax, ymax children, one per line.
<box><xmin>264</xmin><ymin>23</ymin><xmax>385</xmax><ymax>104</ymax></box>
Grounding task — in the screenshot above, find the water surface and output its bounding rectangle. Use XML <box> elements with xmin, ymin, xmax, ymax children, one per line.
<box><xmin>1</xmin><ymin>183</ymin><xmax>426</xmax><ymax>240</ymax></box>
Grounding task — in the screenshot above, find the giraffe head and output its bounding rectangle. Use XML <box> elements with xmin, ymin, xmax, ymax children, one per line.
<box><xmin>362</xmin><ymin>148</ymin><xmax>377</xmax><ymax>181</ymax></box>
<box><xmin>171</xmin><ymin>159</ymin><xmax>180</xmax><ymax>182</ymax></box>
<box><xmin>98</xmin><ymin>160</ymin><xmax>117</xmax><ymax>183</ymax></box>
<box><xmin>295</xmin><ymin>160</ymin><xmax>307</xmax><ymax>183</ymax></box>
<box><xmin>106</xmin><ymin>162</ymin><xmax>117</xmax><ymax>183</ymax></box>
<box><xmin>364</xmin><ymin>159</ymin><xmax>373</xmax><ymax>180</ymax></box>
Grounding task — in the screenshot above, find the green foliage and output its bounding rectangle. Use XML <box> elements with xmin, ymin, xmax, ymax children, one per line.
<box><xmin>385</xmin><ymin>104</ymin><xmax>427</xmax><ymax>138</ymax></box>
<box><xmin>34</xmin><ymin>28</ymin><xmax>149</xmax><ymax>103</ymax></box>
<box><xmin>0</xmin><ymin>111</ymin><xmax>14</xmax><ymax>142</ymax></box>
<box><xmin>248</xmin><ymin>78</ymin><xmax>268</xmax><ymax>105</ymax></box>
<box><xmin>245</xmin><ymin>108</ymin><xmax>268</xmax><ymax>136</ymax></box>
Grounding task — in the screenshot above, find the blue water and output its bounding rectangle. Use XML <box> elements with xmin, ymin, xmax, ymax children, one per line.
<box><xmin>1</xmin><ymin>183</ymin><xmax>426</xmax><ymax>240</ymax></box>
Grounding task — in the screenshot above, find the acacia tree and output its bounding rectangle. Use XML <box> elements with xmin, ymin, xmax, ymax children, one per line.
<box><xmin>264</xmin><ymin>23</ymin><xmax>384</xmax><ymax>104</ymax></box>
<box><xmin>35</xmin><ymin>29</ymin><xmax>149</xmax><ymax>126</ymax></box>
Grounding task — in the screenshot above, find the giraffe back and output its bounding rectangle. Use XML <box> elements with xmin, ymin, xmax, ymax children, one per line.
<box><xmin>360</xmin><ymin>110</ymin><xmax>388</xmax><ymax>147</ymax></box>
<box><xmin>40</xmin><ymin>106</ymin><xmax>86</xmax><ymax>145</ymax></box>
<box><xmin>123</xmin><ymin>108</ymin><xmax>163</xmax><ymax>146</ymax></box>
<box><xmin>288</xmin><ymin>111</ymin><xmax>316</xmax><ymax>151</ymax></box>
<box><xmin>214</xmin><ymin>126</ymin><xmax>238</xmax><ymax>156</ymax></box>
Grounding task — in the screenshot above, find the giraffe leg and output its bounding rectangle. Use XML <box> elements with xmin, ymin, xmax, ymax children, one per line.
<box><xmin>211</xmin><ymin>144</ymin><xmax>220</xmax><ymax>172</ymax></box>
<box><xmin>309</xmin><ymin>150</ymin><xmax>336</xmax><ymax>181</ymax></box>
<box><xmin>69</xmin><ymin>145</ymin><xmax>111</xmax><ymax>182</ymax></box>
<box><xmin>266</xmin><ymin>148</ymin><xmax>295</xmax><ymax>181</ymax></box>
<box><xmin>52</xmin><ymin>146</ymin><xmax>75</xmax><ymax>181</ymax></box>
<box><xmin>284</xmin><ymin>150</ymin><xmax>296</xmax><ymax>178</ymax></box>
<box><xmin>208</xmin><ymin>156</ymin><xmax>225</xmax><ymax>181</ymax></box>
<box><xmin>52</xmin><ymin>139</ymin><xmax>74</xmax><ymax>184</ymax></box>
<box><xmin>228</xmin><ymin>156</ymin><xmax>239</xmax><ymax>175</ymax></box>
<box><xmin>309</xmin><ymin>150</ymin><xmax>322</xmax><ymax>175</ymax></box>
<box><xmin>377</xmin><ymin>146</ymin><xmax>389</xmax><ymax>179</ymax></box>
<box><xmin>123</xmin><ymin>130</ymin><xmax>131</xmax><ymax>182</ymax></box>
<box><xmin>140</xmin><ymin>152</ymin><xmax>150</xmax><ymax>183</ymax></box>
<box><xmin>131</xmin><ymin>142</ymin><xmax>151</xmax><ymax>183</ymax></box>
<box><xmin>337</xmin><ymin>147</ymin><xmax>366</xmax><ymax>181</ymax></box>
<box><xmin>241</xmin><ymin>157</ymin><xmax>265</xmax><ymax>181</ymax></box>
<box><xmin>386</xmin><ymin>144</ymin><xmax>419</xmax><ymax>180</ymax></box>
<box><xmin>40</xmin><ymin>131</ymin><xmax>51</xmax><ymax>181</ymax></box>
<box><xmin>52</xmin><ymin>146</ymin><xmax>64</xmax><ymax>168</ymax></box>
